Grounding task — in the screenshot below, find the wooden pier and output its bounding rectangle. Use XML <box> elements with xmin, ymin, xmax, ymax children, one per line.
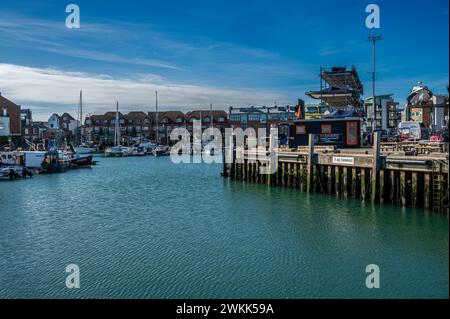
<box><xmin>222</xmin><ymin>134</ymin><xmax>449</xmax><ymax>214</ymax></box>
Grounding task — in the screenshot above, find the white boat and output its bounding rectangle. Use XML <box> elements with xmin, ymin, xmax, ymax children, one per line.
<box><xmin>105</xmin><ymin>101</ymin><xmax>131</xmax><ymax>157</ymax></box>
<box><xmin>105</xmin><ymin>145</ymin><xmax>132</xmax><ymax>157</ymax></box>
<box><xmin>75</xmin><ymin>145</ymin><xmax>97</xmax><ymax>155</ymax></box>
<box><xmin>152</xmin><ymin>145</ymin><xmax>170</xmax><ymax>157</ymax></box>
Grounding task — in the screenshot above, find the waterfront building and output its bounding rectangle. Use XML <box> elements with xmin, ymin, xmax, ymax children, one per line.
<box><xmin>402</xmin><ymin>94</ymin><xmax>449</xmax><ymax>130</ymax></box>
<box><xmin>86</xmin><ymin>110</ymin><xmax>229</xmax><ymax>145</ymax></box>
<box><xmin>0</xmin><ymin>93</ymin><xmax>21</xmax><ymax>141</ymax></box>
<box><xmin>20</xmin><ymin>109</ymin><xmax>33</xmax><ymax>139</ymax></box>
<box><xmin>47</xmin><ymin>113</ymin><xmax>60</xmax><ymax>130</ymax></box>
<box><xmin>364</xmin><ymin>94</ymin><xmax>401</xmax><ymax>133</ymax></box>
<box><xmin>228</xmin><ymin>105</ymin><xmax>296</xmax><ymax>133</ymax></box>
<box><xmin>185</xmin><ymin>110</ymin><xmax>228</xmax><ymax>132</ymax></box>
<box><xmin>46</xmin><ymin>112</ymin><xmax>79</xmax><ymax>142</ymax></box>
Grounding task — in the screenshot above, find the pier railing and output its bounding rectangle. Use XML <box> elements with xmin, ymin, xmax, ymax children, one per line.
<box><xmin>222</xmin><ymin>134</ymin><xmax>449</xmax><ymax>214</ymax></box>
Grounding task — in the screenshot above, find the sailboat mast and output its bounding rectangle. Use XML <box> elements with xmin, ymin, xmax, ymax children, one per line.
<box><xmin>115</xmin><ymin>101</ymin><xmax>119</xmax><ymax>147</ymax></box>
<box><xmin>79</xmin><ymin>90</ymin><xmax>83</xmax><ymax>145</ymax></box>
<box><xmin>155</xmin><ymin>91</ymin><xmax>159</xmax><ymax>144</ymax></box>
<box><xmin>209</xmin><ymin>103</ymin><xmax>213</xmax><ymax>129</ymax></box>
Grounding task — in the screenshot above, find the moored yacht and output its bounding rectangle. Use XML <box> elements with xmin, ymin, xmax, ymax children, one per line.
<box><xmin>105</xmin><ymin>101</ymin><xmax>132</xmax><ymax>157</ymax></box>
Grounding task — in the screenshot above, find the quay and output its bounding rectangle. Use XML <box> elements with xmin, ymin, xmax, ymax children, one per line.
<box><xmin>222</xmin><ymin>134</ymin><xmax>449</xmax><ymax>214</ymax></box>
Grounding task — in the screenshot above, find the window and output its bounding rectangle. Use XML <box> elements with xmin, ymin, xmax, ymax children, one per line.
<box><xmin>229</xmin><ymin>114</ymin><xmax>241</xmax><ymax>121</ymax></box>
<box><xmin>218</xmin><ymin>117</ymin><xmax>225</xmax><ymax>122</ymax></box>
<box><xmin>260</xmin><ymin>115</ymin><xmax>267</xmax><ymax>124</ymax></box>
<box><xmin>346</xmin><ymin>122</ymin><xmax>358</xmax><ymax>146</ymax></box>
<box><xmin>248</xmin><ymin>114</ymin><xmax>260</xmax><ymax>121</ymax></box>
<box><xmin>321</xmin><ymin>124</ymin><xmax>332</xmax><ymax>134</ymax></box>
<box><xmin>204</xmin><ymin>117</ymin><xmax>211</xmax><ymax>123</ymax></box>
<box><xmin>296</xmin><ymin>125</ymin><xmax>306</xmax><ymax>135</ymax></box>
<box><xmin>176</xmin><ymin>117</ymin><xmax>183</xmax><ymax>123</ymax></box>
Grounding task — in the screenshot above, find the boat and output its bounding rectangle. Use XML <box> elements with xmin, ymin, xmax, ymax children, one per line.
<box><xmin>131</xmin><ymin>146</ymin><xmax>146</xmax><ymax>156</ymax></box>
<box><xmin>152</xmin><ymin>145</ymin><xmax>170</xmax><ymax>157</ymax></box>
<box><xmin>69</xmin><ymin>153</ymin><xmax>93</xmax><ymax>168</ymax></box>
<box><xmin>73</xmin><ymin>91</ymin><xmax>99</xmax><ymax>156</ymax></box>
<box><xmin>105</xmin><ymin>145</ymin><xmax>132</xmax><ymax>157</ymax></box>
<box><xmin>41</xmin><ymin>151</ymin><xmax>70</xmax><ymax>173</ymax></box>
<box><xmin>105</xmin><ymin>101</ymin><xmax>131</xmax><ymax>157</ymax></box>
<box><xmin>0</xmin><ymin>152</ymin><xmax>34</xmax><ymax>181</ymax></box>
<box><xmin>65</xmin><ymin>144</ymin><xmax>93</xmax><ymax>168</ymax></box>
<box><xmin>75</xmin><ymin>145</ymin><xmax>97</xmax><ymax>155</ymax></box>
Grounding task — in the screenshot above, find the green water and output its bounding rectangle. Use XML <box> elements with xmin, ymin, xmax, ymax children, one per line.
<box><xmin>0</xmin><ymin>157</ymin><xmax>448</xmax><ymax>298</ymax></box>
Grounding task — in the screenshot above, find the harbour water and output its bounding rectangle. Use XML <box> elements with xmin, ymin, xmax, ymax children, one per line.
<box><xmin>0</xmin><ymin>157</ymin><xmax>448</xmax><ymax>298</ymax></box>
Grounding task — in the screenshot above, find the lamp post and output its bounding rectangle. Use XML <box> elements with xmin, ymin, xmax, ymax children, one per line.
<box><xmin>367</xmin><ymin>35</ymin><xmax>382</xmax><ymax>131</ymax></box>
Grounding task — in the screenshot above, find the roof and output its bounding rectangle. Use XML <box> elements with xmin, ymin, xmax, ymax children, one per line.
<box><xmin>186</xmin><ymin>110</ymin><xmax>227</xmax><ymax>120</ymax></box>
<box><xmin>61</xmin><ymin>113</ymin><xmax>75</xmax><ymax>121</ymax></box>
<box><xmin>0</xmin><ymin>95</ymin><xmax>20</xmax><ymax>110</ymax></box>
<box><xmin>123</xmin><ymin>112</ymin><xmax>148</xmax><ymax>121</ymax></box>
<box><xmin>159</xmin><ymin>111</ymin><xmax>186</xmax><ymax>122</ymax></box>
<box><xmin>229</xmin><ymin>106</ymin><xmax>295</xmax><ymax>115</ymax></box>
<box><xmin>89</xmin><ymin>112</ymin><xmax>124</xmax><ymax>121</ymax></box>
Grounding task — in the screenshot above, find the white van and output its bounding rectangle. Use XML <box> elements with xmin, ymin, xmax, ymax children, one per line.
<box><xmin>398</xmin><ymin>121</ymin><xmax>421</xmax><ymax>141</ymax></box>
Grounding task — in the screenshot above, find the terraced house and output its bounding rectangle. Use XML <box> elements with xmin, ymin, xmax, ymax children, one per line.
<box><xmin>85</xmin><ymin>109</ymin><xmax>229</xmax><ymax>145</ymax></box>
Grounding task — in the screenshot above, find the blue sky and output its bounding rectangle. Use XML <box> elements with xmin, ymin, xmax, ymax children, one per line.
<box><xmin>0</xmin><ymin>0</ymin><xmax>448</xmax><ymax>120</ymax></box>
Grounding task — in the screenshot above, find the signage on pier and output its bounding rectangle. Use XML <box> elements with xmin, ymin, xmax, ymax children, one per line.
<box><xmin>332</xmin><ymin>156</ymin><xmax>355</xmax><ymax>165</ymax></box>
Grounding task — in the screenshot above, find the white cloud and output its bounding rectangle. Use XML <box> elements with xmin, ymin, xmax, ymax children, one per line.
<box><xmin>0</xmin><ymin>63</ymin><xmax>290</xmax><ymax>120</ymax></box>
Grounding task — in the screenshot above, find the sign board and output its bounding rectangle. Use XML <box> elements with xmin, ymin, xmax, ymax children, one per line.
<box><xmin>332</xmin><ymin>156</ymin><xmax>355</xmax><ymax>165</ymax></box>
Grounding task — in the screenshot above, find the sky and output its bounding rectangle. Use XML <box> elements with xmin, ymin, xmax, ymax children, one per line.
<box><xmin>0</xmin><ymin>0</ymin><xmax>448</xmax><ymax>121</ymax></box>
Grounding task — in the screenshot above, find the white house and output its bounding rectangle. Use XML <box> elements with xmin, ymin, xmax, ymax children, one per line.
<box><xmin>48</xmin><ymin>113</ymin><xmax>60</xmax><ymax>130</ymax></box>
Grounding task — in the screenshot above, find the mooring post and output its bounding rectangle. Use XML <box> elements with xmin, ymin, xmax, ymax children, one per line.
<box><xmin>371</xmin><ymin>132</ymin><xmax>381</xmax><ymax>202</ymax></box>
<box><xmin>307</xmin><ymin>134</ymin><xmax>315</xmax><ymax>193</ymax></box>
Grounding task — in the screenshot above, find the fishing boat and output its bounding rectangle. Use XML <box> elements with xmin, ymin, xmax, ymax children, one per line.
<box><xmin>69</xmin><ymin>153</ymin><xmax>93</xmax><ymax>168</ymax></box>
<box><xmin>105</xmin><ymin>101</ymin><xmax>132</xmax><ymax>157</ymax></box>
<box><xmin>41</xmin><ymin>151</ymin><xmax>70</xmax><ymax>173</ymax></box>
<box><xmin>65</xmin><ymin>145</ymin><xmax>93</xmax><ymax>168</ymax></box>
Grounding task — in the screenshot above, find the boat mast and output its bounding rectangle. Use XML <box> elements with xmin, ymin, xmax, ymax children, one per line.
<box><xmin>209</xmin><ymin>103</ymin><xmax>213</xmax><ymax>129</ymax></box>
<box><xmin>79</xmin><ymin>90</ymin><xmax>83</xmax><ymax>145</ymax></box>
<box><xmin>115</xmin><ymin>101</ymin><xmax>119</xmax><ymax>147</ymax></box>
<box><xmin>155</xmin><ymin>91</ymin><xmax>159</xmax><ymax>145</ymax></box>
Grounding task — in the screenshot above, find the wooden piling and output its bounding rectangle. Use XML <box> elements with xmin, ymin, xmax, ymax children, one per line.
<box><xmin>307</xmin><ymin>134</ymin><xmax>315</xmax><ymax>193</ymax></box>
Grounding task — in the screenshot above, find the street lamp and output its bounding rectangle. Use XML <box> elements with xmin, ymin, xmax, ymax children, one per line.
<box><xmin>367</xmin><ymin>35</ymin><xmax>382</xmax><ymax>130</ymax></box>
